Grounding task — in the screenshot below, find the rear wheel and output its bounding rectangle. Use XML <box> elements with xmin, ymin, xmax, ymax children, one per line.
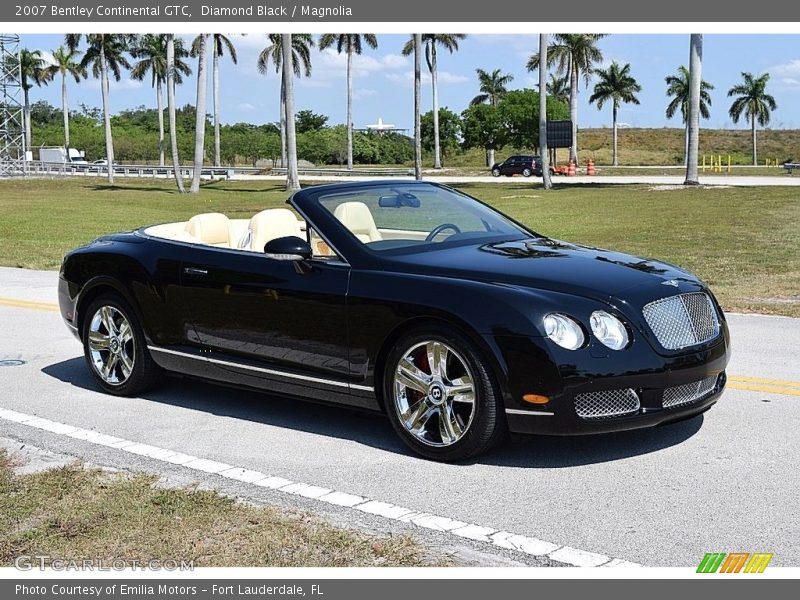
<box><xmin>81</xmin><ymin>293</ymin><xmax>162</xmax><ymax>396</ymax></box>
<box><xmin>522</xmin><ymin>167</ymin><xmax>533</xmax><ymax>177</ymax></box>
<box><xmin>383</xmin><ymin>326</ymin><xmax>506</xmax><ymax>461</ymax></box>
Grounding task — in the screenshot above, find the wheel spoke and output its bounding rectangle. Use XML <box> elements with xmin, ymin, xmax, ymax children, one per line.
<box><xmin>88</xmin><ymin>330</ymin><xmax>110</xmax><ymax>351</ymax></box>
<box><xmin>103</xmin><ymin>352</ymin><xmax>119</xmax><ymax>381</ymax></box>
<box><xmin>426</xmin><ymin>342</ymin><xmax>448</xmax><ymax>378</ymax></box>
<box><xmin>101</xmin><ymin>306</ymin><xmax>118</xmax><ymax>336</ymax></box>
<box><xmin>439</xmin><ymin>403</ymin><xmax>463</xmax><ymax>445</ymax></box>
<box><xmin>396</xmin><ymin>358</ymin><xmax>430</xmax><ymax>393</ymax></box>
<box><xmin>118</xmin><ymin>351</ymin><xmax>133</xmax><ymax>379</ymax></box>
<box><xmin>447</xmin><ymin>375</ymin><xmax>474</xmax><ymax>400</ymax></box>
<box><xmin>402</xmin><ymin>397</ymin><xmax>436</xmax><ymax>433</ymax></box>
<box><xmin>118</xmin><ymin>321</ymin><xmax>132</xmax><ymax>344</ymax></box>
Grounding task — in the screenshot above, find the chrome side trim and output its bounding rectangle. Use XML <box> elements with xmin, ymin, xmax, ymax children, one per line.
<box><xmin>65</xmin><ymin>321</ymin><xmax>78</xmax><ymax>331</ymax></box>
<box><xmin>147</xmin><ymin>345</ymin><xmax>372</xmax><ymax>393</ymax></box>
<box><xmin>505</xmin><ymin>408</ymin><xmax>554</xmax><ymax>416</ymax></box>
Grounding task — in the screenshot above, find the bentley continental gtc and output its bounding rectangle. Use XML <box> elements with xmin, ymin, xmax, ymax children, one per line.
<box><xmin>59</xmin><ymin>181</ymin><xmax>730</xmax><ymax>461</ymax></box>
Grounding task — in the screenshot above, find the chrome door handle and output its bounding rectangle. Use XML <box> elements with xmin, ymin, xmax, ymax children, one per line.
<box><xmin>183</xmin><ymin>267</ymin><xmax>208</xmax><ymax>276</ymax></box>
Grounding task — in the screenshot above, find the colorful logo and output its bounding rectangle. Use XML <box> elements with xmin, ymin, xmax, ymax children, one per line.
<box><xmin>697</xmin><ymin>552</ymin><xmax>773</xmax><ymax>573</ymax></box>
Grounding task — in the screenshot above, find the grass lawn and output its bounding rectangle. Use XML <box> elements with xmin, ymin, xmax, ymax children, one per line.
<box><xmin>0</xmin><ymin>177</ymin><xmax>797</xmax><ymax>316</ymax></box>
<box><xmin>0</xmin><ymin>450</ymin><xmax>442</xmax><ymax>567</ymax></box>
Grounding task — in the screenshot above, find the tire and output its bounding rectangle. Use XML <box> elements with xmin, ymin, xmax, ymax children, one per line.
<box><xmin>81</xmin><ymin>293</ymin><xmax>163</xmax><ymax>396</ymax></box>
<box><xmin>522</xmin><ymin>168</ymin><xmax>532</xmax><ymax>177</ymax></box>
<box><xmin>383</xmin><ymin>325</ymin><xmax>506</xmax><ymax>461</ymax></box>
<box><xmin>491</xmin><ymin>168</ymin><xmax>501</xmax><ymax>177</ymax></box>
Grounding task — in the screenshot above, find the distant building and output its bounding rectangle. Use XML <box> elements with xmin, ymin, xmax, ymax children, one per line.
<box><xmin>355</xmin><ymin>117</ymin><xmax>409</xmax><ymax>136</ymax></box>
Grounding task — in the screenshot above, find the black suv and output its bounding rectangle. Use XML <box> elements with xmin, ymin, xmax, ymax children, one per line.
<box><xmin>491</xmin><ymin>155</ymin><xmax>543</xmax><ymax>177</ymax></box>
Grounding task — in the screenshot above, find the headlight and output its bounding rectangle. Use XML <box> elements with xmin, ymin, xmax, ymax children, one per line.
<box><xmin>543</xmin><ymin>313</ymin><xmax>585</xmax><ymax>350</ymax></box>
<box><xmin>590</xmin><ymin>311</ymin><xmax>630</xmax><ymax>350</ymax></box>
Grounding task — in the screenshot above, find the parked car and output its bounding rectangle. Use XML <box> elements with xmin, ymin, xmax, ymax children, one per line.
<box><xmin>491</xmin><ymin>155</ymin><xmax>552</xmax><ymax>178</ymax></box>
<box><xmin>59</xmin><ymin>181</ymin><xmax>730</xmax><ymax>461</ymax></box>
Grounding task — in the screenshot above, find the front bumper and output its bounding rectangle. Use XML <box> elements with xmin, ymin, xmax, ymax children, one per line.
<box><xmin>492</xmin><ymin>325</ymin><xmax>731</xmax><ymax>436</ymax></box>
<box><xmin>58</xmin><ymin>274</ymin><xmax>80</xmax><ymax>340</ymax></box>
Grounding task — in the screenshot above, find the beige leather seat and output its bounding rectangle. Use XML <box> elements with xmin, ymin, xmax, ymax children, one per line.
<box><xmin>240</xmin><ymin>208</ymin><xmax>302</xmax><ymax>252</ymax></box>
<box><xmin>333</xmin><ymin>201</ymin><xmax>382</xmax><ymax>244</ymax></box>
<box><xmin>185</xmin><ymin>213</ymin><xmax>231</xmax><ymax>247</ymax></box>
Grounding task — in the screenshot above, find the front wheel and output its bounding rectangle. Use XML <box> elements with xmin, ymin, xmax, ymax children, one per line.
<box><xmin>81</xmin><ymin>293</ymin><xmax>162</xmax><ymax>396</ymax></box>
<box><xmin>383</xmin><ymin>326</ymin><xmax>506</xmax><ymax>461</ymax></box>
<box><xmin>491</xmin><ymin>168</ymin><xmax>501</xmax><ymax>177</ymax></box>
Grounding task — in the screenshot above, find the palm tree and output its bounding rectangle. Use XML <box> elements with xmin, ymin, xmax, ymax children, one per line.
<box><xmin>190</xmin><ymin>35</ymin><xmax>209</xmax><ymax>193</ymax></box>
<box><xmin>45</xmin><ymin>46</ymin><xmax>86</xmax><ymax>159</ymax></box>
<box><xmin>728</xmin><ymin>72</ymin><xmax>777</xmax><ymax>166</ymax></box>
<box><xmin>528</xmin><ymin>34</ymin><xmax>607</xmax><ymax>164</ymax></box>
<box><xmin>403</xmin><ymin>34</ymin><xmax>466</xmax><ymax>169</ymax></box>
<box><xmin>546</xmin><ymin>73</ymin><xmax>570</xmax><ymax>103</ymax></box>
<box><xmin>130</xmin><ymin>35</ymin><xmax>191</xmax><ymax>166</ymax></box>
<box><xmin>685</xmin><ymin>34</ymin><xmax>703</xmax><ymax>185</ymax></box>
<box><xmin>589</xmin><ymin>61</ymin><xmax>642</xmax><ymax>166</ymax></box>
<box><xmin>319</xmin><ymin>34</ymin><xmax>378</xmax><ymax>170</ymax></box>
<box><xmin>413</xmin><ymin>34</ymin><xmax>422</xmax><ymax>180</ymax></box>
<box><xmin>166</xmin><ymin>35</ymin><xmax>184</xmax><ymax>193</ymax></box>
<box><xmin>469</xmin><ymin>68</ymin><xmax>512</xmax><ymax>166</ymax></box>
<box><xmin>665</xmin><ymin>65</ymin><xmax>713</xmax><ymax>165</ymax></box>
<box><xmin>539</xmin><ymin>35</ymin><xmax>552</xmax><ymax>190</ymax></box>
<box><xmin>470</xmin><ymin>68</ymin><xmax>513</xmax><ymax>106</ymax></box>
<box><xmin>281</xmin><ymin>34</ymin><xmax>299</xmax><ymax>191</ymax></box>
<box><xmin>257</xmin><ymin>34</ymin><xmax>313</xmax><ymax>168</ymax></box>
<box><xmin>73</xmin><ymin>35</ymin><xmax>132</xmax><ymax>184</ymax></box>
<box><xmin>11</xmin><ymin>49</ymin><xmax>48</xmax><ymax>150</ymax></box>
<box><xmin>210</xmin><ymin>34</ymin><xmax>238</xmax><ymax>167</ymax></box>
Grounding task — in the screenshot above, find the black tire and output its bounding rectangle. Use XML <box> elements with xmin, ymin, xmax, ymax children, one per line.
<box><xmin>491</xmin><ymin>168</ymin><xmax>501</xmax><ymax>177</ymax></box>
<box><xmin>522</xmin><ymin>167</ymin><xmax>533</xmax><ymax>177</ymax></box>
<box><xmin>81</xmin><ymin>293</ymin><xmax>163</xmax><ymax>396</ymax></box>
<box><xmin>383</xmin><ymin>325</ymin><xmax>507</xmax><ymax>462</ymax></box>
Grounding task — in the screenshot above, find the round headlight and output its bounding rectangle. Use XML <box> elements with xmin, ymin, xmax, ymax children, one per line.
<box><xmin>543</xmin><ymin>313</ymin><xmax>585</xmax><ymax>350</ymax></box>
<box><xmin>590</xmin><ymin>311</ymin><xmax>629</xmax><ymax>350</ymax></box>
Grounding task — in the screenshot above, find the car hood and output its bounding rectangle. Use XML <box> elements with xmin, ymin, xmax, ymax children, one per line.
<box><xmin>381</xmin><ymin>237</ymin><xmax>701</xmax><ymax>304</ymax></box>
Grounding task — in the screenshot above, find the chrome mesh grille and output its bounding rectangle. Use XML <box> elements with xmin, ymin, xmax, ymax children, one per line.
<box><xmin>574</xmin><ymin>389</ymin><xmax>640</xmax><ymax>419</ymax></box>
<box><xmin>642</xmin><ymin>292</ymin><xmax>719</xmax><ymax>350</ymax></box>
<box><xmin>663</xmin><ymin>375</ymin><xmax>718</xmax><ymax>409</ymax></box>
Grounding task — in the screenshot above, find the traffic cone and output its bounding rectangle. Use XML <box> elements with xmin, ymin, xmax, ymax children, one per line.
<box><xmin>587</xmin><ymin>159</ymin><xmax>596</xmax><ymax>176</ymax></box>
<box><xmin>568</xmin><ymin>160</ymin><xmax>576</xmax><ymax>176</ymax></box>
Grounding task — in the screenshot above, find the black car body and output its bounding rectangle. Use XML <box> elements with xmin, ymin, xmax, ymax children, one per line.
<box><xmin>59</xmin><ymin>181</ymin><xmax>729</xmax><ymax>460</ymax></box>
<box><xmin>491</xmin><ymin>155</ymin><xmax>546</xmax><ymax>177</ymax></box>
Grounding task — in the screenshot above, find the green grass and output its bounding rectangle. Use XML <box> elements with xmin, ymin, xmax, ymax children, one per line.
<box><xmin>0</xmin><ymin>177</ymin><xmax>798</xmax><ymax>316</ymax></box>
<box><xmin>0</xmin><ymin>450</ymin><xmax>444</xmax><ymax>567</ymax></box>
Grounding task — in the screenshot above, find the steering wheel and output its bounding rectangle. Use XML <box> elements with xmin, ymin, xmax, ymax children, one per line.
<box><xmin>425</xmin><ymin>223</ymin><xmax>462</xmax><ymax>242</ymax></box>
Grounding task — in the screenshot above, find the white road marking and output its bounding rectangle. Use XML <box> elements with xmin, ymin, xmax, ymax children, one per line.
<box><xmin>0</xmin><ymin>408</ymin><xmax>641</xmax><ymax>567</ymax></box>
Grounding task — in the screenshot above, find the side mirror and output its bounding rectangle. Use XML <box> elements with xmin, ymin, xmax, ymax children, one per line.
<box><xmin>263</xmin><ymin>236</ymin><xmax>312</xmax><ymax>261</ymax></box>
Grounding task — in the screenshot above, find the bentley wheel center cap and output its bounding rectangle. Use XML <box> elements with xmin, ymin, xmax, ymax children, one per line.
<box><xmin>429</xmin><ymin>383</ymin><xmax>446</xmax><ymax>405</ymax></box>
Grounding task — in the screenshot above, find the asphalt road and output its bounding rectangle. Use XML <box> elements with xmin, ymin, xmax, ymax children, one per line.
<box><xmin>1</xmin><ymin>267</ymin><xmax>798</xmax><ymax>567</ymax></box>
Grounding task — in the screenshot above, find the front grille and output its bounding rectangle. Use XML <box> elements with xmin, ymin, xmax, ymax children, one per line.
<box><xmin>574</xmin><ymin>389</ymin><xmax>640</xmax><ymax>419</ymax></box>
<box><xmin>663</xmin><ymin>375</ymin><xmax>719</xmax><ymax>409</ymax></box>
<box><xmin>642</xmin><ymin>292</ymin><xmax>720</xmax><ymax>350</ymax></box>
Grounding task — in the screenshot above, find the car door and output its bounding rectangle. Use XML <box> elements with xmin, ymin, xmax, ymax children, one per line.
<box><xmin>500</xmin><ymin>157</ymin><xmax>516</xmax><ymax>175</ymax></box>
<box><xmin>179</xmin><ymin>246</ymin><xmax>351</xmax><ymax>384</ymax></box>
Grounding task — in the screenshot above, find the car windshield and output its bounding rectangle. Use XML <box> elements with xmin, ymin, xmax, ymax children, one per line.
<box><xmin>315</xmin><ymin>183</ymin><xmax>532</xmax><ymax>254</ymax></box>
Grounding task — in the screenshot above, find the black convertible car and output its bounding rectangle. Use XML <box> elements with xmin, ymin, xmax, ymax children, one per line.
<box><xmin>59</xmin><ymin>181</ymin><xmax>730</xmax><ymax>461</ymax></box>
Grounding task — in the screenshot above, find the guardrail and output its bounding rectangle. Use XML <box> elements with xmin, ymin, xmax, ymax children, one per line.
<box><xmin>271</xmin><ymin>166</ymin><xmax>414</xmax><ymax>177</ymax></box>
<box><xmin>16</xmin><ymin>161</ymin><xmax>265</xmax><ymax>179</ymax></box>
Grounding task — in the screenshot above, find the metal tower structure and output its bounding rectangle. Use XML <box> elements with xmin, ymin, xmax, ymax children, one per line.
<box><xmin>0</xmin><ymin>33</ymin><xmax>27</xmax><ymax>177</ymax></box>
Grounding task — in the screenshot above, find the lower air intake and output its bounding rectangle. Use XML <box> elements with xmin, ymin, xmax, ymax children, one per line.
<box><xmin>574</xmin><ymin>389</ymin><xmax>640</xmax><ymax>419</ymax></box>
<box><xmin>663</xmin><ymin>375</ymin><xmax>719</xmax><ymax>409</ymax></box>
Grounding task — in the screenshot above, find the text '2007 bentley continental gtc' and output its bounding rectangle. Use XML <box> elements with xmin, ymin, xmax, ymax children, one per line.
<box><xmin>59</xmin><ymin>181</ymin><xmax>730</xmax><ymax>461</ymax></box>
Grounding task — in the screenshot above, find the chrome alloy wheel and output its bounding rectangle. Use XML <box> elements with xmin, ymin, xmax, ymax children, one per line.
<box><xmin>393</xmin><ymin>341</ymin><xmax>476</xmax><ymax>447</ymax></box>
<box><xmin>87</xmin><ymin>305</ymin><xmax>135</xmax><ymax>386</ymax></box>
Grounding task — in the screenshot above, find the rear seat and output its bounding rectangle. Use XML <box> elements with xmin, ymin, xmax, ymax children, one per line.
<box><xmin>238</xmin><ymin>208</ymin><xmax>303</xmax><ymax>252</ymax></box>
<box><xmin>185</xmin><ymin>213</ymin><xmax>231</xmax><ymax>247</ymax></box>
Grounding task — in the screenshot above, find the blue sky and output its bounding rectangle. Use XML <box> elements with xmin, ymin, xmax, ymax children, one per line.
<box><xmin>21</xmin><ymin>34</ymin><xmax>800</xmax><ymax>130</ymax></box>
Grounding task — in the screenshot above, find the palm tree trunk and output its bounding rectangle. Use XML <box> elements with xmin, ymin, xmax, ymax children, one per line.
<box><xmin>612</xmin><ymin>101</ymin><xmax>619</xmax><ymax>167</ymax></box>
<box><xmin>282</xmin><ymin>34</ymin><xmax>299</xmax><ymax>192</ymax></box>
<box><xmin>487</xmin><ymin>149</ymin><xmax>494</xmax><ymax>167</ymax></box>
<box><xmin>751</xmin><ymin>114</ymin><xmax>757</xmax><ymax>166</ymax></box>
<box><xmin>23</xmin><ymin>84</ymin><xmax>32</xmax><ymax>151</ymax></box>
<box><xmin>539</xmin><ymin>34</ymin><xmax>552</xmax><ymax>190</ymax></box>
<box><xmin>346</xmin><ymin>47</ymin><xmax>353</xmax><ymax>170</ymax></box>
<box><xmin>413</xmin><ymin>34</ymin><xmax>422</xmax><ymax>181</ymax></box>
<box><xmin>100</xmin><ymin>38</ymin><xmax>115</xmax><ymax>184</ymax></box>
<box><xmin>569</xmin><ymin>60</ymin><xmax>578</xmax><ymax>164</ymax></box>
<box><xmin>684</xmin><ymin>34</ymin><xmax>702</xmax><ymax>185</ymax></box>
<box><xmin>61</xmin><ymin>72</ymin><xmax>70</xmax><ymax>154</ymax></box>
<box><xmin>190</xmin><ymin>35</ymin><xmax>207</xmax><ymax>193</ymax></box>
<box><xmin>213</xmin><ymin>42</ymin><xmax>221</xmax><ymax>167</ymax></box>
<box><xmin>156</xmin><ymin>78</ymin><xmax>165</xmax><ymax>166</ymax></box>
<box><xmin>279</xmin><ymin>74</ymin><xmax>287</xmax><ymax>168</ymax></box>
<box><xmin>430</xmin><ymin>43</ymin><xmax>441</xmax><ymax>169</ymax></box>
<box><xmin>684</xmin><ymin>122</ymin><xmax>689</xmax><ymax>167</ymax></box>
<box><xmin>167</xmin><ymin>35</ymin><xmax>185</xmax><ymax>193</ymax></box>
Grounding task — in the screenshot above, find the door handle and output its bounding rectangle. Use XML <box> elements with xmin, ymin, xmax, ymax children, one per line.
<box><xmin>183</xmin><ymin>267</ymin><xmax>208</xmax><ymax>276</ymax></box>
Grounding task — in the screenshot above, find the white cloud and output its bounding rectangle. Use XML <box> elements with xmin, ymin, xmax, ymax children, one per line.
<box><xmin>236</xmin><ymin>102</ymin><xmax>258</xmax><ymax>111</ymax></box>
<box><xmin>312</xmin><ymin>49</ymin><xmax>409</xmax><ymax>81</ymax></box>
<box><xmin>353</xmin><ymin>88</ymin><xmax>378</xmax><ymax>100</ymax></box>
<box><xmin>85</xmin><ymin>79</ymin><xmax>144</xmax><ymax>91</ymax></box>
<box><xmin>768</xmin><ymin>59</ymin><xmax>800</xmax><ymax>78</ymax></box>
<box><xmin>386</xmin><ymin>70</ymin><xmax>468</xmax><ymax>85</ymax></box>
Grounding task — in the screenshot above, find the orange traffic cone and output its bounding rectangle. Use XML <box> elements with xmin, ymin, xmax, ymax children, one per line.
<box><xmin>568</xmin><ymin>160</ymin><xmax>576</xmax><ymax>176</ymax></box>
<box><xmin>587</xmin><ymin>159</ymin><xmax>596</xmax><ymax>176</ymax></box>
